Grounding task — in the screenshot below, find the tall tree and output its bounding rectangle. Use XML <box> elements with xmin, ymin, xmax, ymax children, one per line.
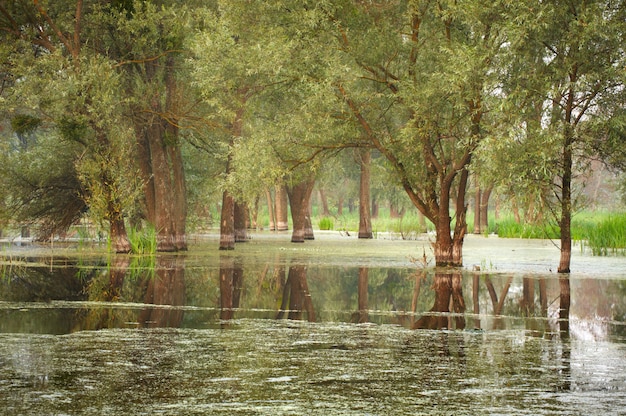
<box><xmin>505</xmin><ymin>0</ymin><xmax>626</xmax><ymax>272</ymax></box>
<box><xmin>329</xmin><ymin>1</ymin><xmax>505</xmax><ymax>266</ymax></box>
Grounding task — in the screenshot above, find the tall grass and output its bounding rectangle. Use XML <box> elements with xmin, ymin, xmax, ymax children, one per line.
<box><xmin>586</xmin><ymin>214</ymin><xmax>626</xmax><ymax>255</ymax></box>
<box><xmin>127</xmin><ymin>225</ymin><xmax>157</xmax><ymax>255</ymax></box>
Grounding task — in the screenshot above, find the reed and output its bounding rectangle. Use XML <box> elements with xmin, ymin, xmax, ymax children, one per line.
<box><xmin>586</xmin><ymin>214</ymin><xmax>626</xmax><ymax>255</ymax></box>
<box><xmin>128</xmin><ymin>224</ymin><xmax>157</xmax><ymax>255</ymax></box>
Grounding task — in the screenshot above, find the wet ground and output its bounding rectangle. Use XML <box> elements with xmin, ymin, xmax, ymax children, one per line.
<box><xmin>0</xmin><ymin>232</ymin><xmax>625</xmax><ymax>415</ymax></box>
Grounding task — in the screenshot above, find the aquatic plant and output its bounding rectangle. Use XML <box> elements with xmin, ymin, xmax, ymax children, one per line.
<box><xmin>318</xmin><ymin>217</ymin><xmax>334</xmax><ymax>230</ymax></box>
<box><xmin>586</xmin><ymin>214</ymin><xmax>626</xmax><ymax>256</ymax></box>
<box><xmin>127</xmin><ymin>225</ymin><xmax>157</xmax><ymax>255</ymax></box>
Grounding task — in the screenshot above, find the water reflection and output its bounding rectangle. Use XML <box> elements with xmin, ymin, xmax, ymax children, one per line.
<box><xmin>0</xmin><ymin>252</ymin><xmax>623</xmax><ymax>341</ymax></box>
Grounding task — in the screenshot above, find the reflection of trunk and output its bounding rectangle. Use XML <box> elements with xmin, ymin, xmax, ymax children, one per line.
<box><xmin>358</xmin><ymin>149</ymin><xmax>373</xmax><ymax>239</ymax></box>
<box><xmin>219</xmin><ymin>256</ymin><xmax>244</xmax><ymax>322</ymax></box>
<box><xmin>522</xmin><ymin>276</ymin><xmax>535</xmax><ymax>316</ymax></box>
<box><xmin>353</xmin><ymin>267</ymin><xmax>369</xmax><ymax>323</ymax></box>
<box><xmin>287</xmin><ymin>178</ymin><xmax>316</xmax><ymax>243</ymax></box>
<box><xmin>277</xmin><ymin>264</ymin><xmax>315</xmax><ymax>322</ymax></box>
<box><xmin>559</xmin><ymin>275</ymin><xmax>571</xmax><ymax>337</ymax></box>
<box><xmin>413</xmin><ymin>271</ymin><xmax>465</xmax><ymax>330</ymax></box>
<box><xmin>140</xmin><ymin>256</ymin><xmax>186</xmax><ymax>327</ymax></box>
<box><xmin>472</xmin><ymin>273</ymin><xmax>481</xmax><ymax>329</ymax></box>
<box><xmin>275</xmin><ymin>185</ymin><xmax>289</xmax><ymax>231</ymax></box>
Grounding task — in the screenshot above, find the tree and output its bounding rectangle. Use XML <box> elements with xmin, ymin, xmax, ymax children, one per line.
<box><xmin>505</xmin><ymin>0</ymin><xmax>626</xmax><ymax>272</ymax></box>
<box><xmin>329</xmin><ymin>1</ymin><xmax>505</xmax><ymax>266</ymax></box>
<box><xmin>0</xmin><ymin>0</ymin><xmax>137</xmax><ymax>251</ymax></box>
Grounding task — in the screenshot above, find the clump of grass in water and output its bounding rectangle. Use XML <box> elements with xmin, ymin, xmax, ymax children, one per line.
<box><xmin>128</xmin><ymin>225</ymin><xmax>157</xmax><ymax>255</ymax></box>
<box><xmin>318</xmin><ymin>217</ymin><xmax>334</xmax><ymax>230</ymax></box>
<box><xmin>586</xmin><ymin>214</ymin><xmax>626</xmax><ymax>256</ymax></box>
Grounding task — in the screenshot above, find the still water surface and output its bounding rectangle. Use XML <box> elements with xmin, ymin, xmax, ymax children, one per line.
<box><xmin>0</xmin><ymin>233</ymin><xmax>625</xmax><ymax>415</ymax></box>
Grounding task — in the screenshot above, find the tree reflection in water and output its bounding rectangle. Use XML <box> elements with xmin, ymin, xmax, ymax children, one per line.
<box><xmin>412</xmin><ymin>271</ymin><xmax>466</xmax><ymax>330</ymax></box>
<box><xmin>139</xmin><ymin>256</ymin><xmax>186</xmax><ymax>328</ymax></box>
<box><xmin>219</xmin><ymin>255</ymin><xmax>243</xmax><ymax>323</ymax></box>
<box><xmin>276</xmin><ymin>264</ymin><xmax>316</xmax><ymax>322</ymax></box>
<box><xmin>410</xmin><ymin>269</ymin><xmax>571</xmax><ymax>338</ymax></box>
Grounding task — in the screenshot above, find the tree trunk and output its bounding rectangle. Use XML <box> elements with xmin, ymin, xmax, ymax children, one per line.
<box><xmin>558</xmin><ymin>132</ymin><xmax>573</xmax><ymax>273</ymax></box>
<box><xmin>287</xmin><ymin>178</ymin><xmax>316</xmax><ymax>243</ymax></box>
<box><xmin>473</xmin><ymin>186</ymin><xmax>481</xmax><ymax>234</ymax></box>
<box><xmin>480</xmin><ymin>186</ymin><xmax>492</xmax><ymax>234</ymax></box>
<box><xmin>265</xmin><ymin>188</ymin><xmax>276</xmax><ymax>231</ymax></box>
<box><xmin>219</xmin><ymin>191</ymin><xmax>235</xmax><ymax>250</ymax></box>
<box><xmin>304</xmin><ymin>204</ymin><xmax>315</xmax><ymax>240</ymax></box>
<box><xmin>109</xmin><ymin>216</ymin><xmax>131</xmax><ymax>254</ymax></box>
<box><xmin>319</xmin><ymin>189</ymin><xmax>331</xmax><ymax>216</ymax></box>
<box><xmin>275</xmin><ymin>185</ymin><xmax>289</xmax><ymax>231</ymax></box>
<box><xmin>358</xmin><ymin>149</ymin><xmax>373</xmax><ymax>239</ymax></box>
<box><xmin>234</xmin><ymin>201</ymin><xmax>248</xmax><ymax>243</ymax></box>
<box><xmin>133</xmin><ymin>57</ymin><xmax>186</xmax><ymax>252</ymax></box>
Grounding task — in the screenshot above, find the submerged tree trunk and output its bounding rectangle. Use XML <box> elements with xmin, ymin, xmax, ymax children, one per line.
<box><xmin>219</xmin><ymin>191</ymin><xmax>235</xmax><ymax>250</ymax></box>
<box><xmin>358</xmin><ymin>149</ymin><xmax>373</xmax><ymax>239</ymax></box>
<box><xmin>287</xmin><ymin>178</ymin><xmax>316</xmax><ymax>243</ymax></box>
<box><xmin>234</xmin><ymin>201</ymin><xmax>248</xmax><ymax>243</ymax></box>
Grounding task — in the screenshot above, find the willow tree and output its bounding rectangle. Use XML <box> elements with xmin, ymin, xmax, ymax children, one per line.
<box><xmin>94</xmin><ymin>1</ymin><xmax>193</xmax><ymax>251</ymax></box>
<box><xmin>505</xmin><ymin>0</ymin><xmax>626</xmax><ymax>273</ymax></box>
<box><xmin>328</xmin><ymin>1</ymin><xmax>506</xmax><ymax>266</ymax></box>
<box><xmin>0</xmin><ymin>0</ymin><xmax>137</xmax><ymax>252</ymax></box>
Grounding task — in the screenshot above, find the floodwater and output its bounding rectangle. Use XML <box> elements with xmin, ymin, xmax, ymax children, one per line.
<box><xmin>0</xmin><ymin>232</ymin><xmax>625</xmax><ymax>415</ymax></box>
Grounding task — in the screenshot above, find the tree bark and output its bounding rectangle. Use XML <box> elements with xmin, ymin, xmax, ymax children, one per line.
<box><xmin>219</xmin><ymin>191</ymin><xmax>235</xmax><ymax>250</ymax></box>
<box><xmin>265</xmin><ymin>188</ymin><xmax>276</xmax><ymax>231</ymax></box>
<box><xmin>275</xmin><ymin>185</ymin><xmax>289</xmax><ymax>231</ymax></box>
<box><xmin>234</xmin><ymin>201</ymin><xmax>248</xmax><ymax>243</ymax></box>
<box><xmin>287</xmin><ymin>178</ymin><xmax>316</xmax><ymax>243</ymax></box>
<box><xmin>358</xmin><ymin>149</ymin><xmax>373</xmax><ymax>239</ymax></box>
<box><xmin>473</xmin><ymin>186</ymin><xmax>481</xmax><ymax>234</ymax></box>
<box><xmin>318</xmin><ymin>189</ymin><xmax>331</xmax><ymax>216</ymax></box>
<box><xmin>479</xmin><ymin>186</ymin><xmax>492</xmax><ymax>234</ymax></box>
